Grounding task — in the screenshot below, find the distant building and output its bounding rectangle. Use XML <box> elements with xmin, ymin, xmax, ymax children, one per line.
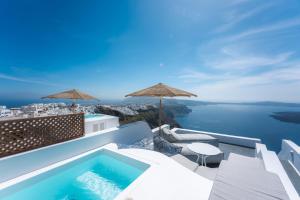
<box><xmin>10</xmin><ymin>108</ymin><xmax>23</xmax><ymax>116</ymax></box>
<box><xmin>0</xmin><ymin>106</ymin><xmax>13</xmax><ymax>118</ymax></box>
<box><xmin>0</xmin><ymin>105</ymin><xmax>7</xmax><ymax>110</ymax></box>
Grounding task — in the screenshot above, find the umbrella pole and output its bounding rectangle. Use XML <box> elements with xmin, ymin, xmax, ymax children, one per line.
<box><xmin>72</xmin><ymin>99</ymin><xmax>76</xmax><ymax>113</ymax></box>
<box><xmin>159</xmin><ymin>96</ymin><xmax>162</xmax><ymax>135</ymax></box>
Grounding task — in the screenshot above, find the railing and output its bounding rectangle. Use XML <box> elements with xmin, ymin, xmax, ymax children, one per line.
<box><xmin>0</xmin><ymin>113</ymin><xmax>84</xmax><ymax>158</ymax></box>
<box><xmin>278</xmin><ymin>140</ymin><xmax>300</xmax><ymax>173</ymax></box>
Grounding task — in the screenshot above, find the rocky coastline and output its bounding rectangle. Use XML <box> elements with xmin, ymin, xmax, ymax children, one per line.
<box><xmin>95</xmin><ymin>104</ymin><xmax>191</xmax><ymax>129</ymax></box>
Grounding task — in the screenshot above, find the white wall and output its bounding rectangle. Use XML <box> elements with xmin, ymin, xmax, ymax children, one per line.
<box><xmin>0</xmin><ymin>121</ymin><xmax>152</xmax><ymax>183</ymax></box>
<box><xmin>84</xmin><ymin>115</ymin><xmax>119</xmax><ymax>134</ymax></box>
<box><xmin>278</xmin><ymin>140</ymin><xmax>300</xmax><ymax>173</ymax></box>
<box><xmin>257</xmin><ymin>143</ymin><xmax>299</xmax><ymax>200</ymax></box>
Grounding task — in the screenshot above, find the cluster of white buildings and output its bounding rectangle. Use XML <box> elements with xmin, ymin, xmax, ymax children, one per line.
<box><xmin>0</xmin><ymin>103</ymin><xmax>96</xmax><ymax>120</ymax></box>
<box><xmin>100</xmin><ymin>105</ymin><xmax>138</xmax><ymax>116</ymax></box>
<box><xmin>0</xmin><ymin>106</ymin><xmax>13</xmax><ymax>118</ymax></box>
<box><xmin>0</xmin><ymin>103</ymin><xmax>156</xmax><ymax>120</ymax></box>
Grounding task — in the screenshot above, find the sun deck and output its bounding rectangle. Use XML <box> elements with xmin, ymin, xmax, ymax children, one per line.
<box><xmin>0</xmin><ymin>121</ymin><xmax>299</xmax><ymax>200</ymax></box>
<box><xmin>119</xmin><ymin>134</ymin><xmax>257</xmax><ymax>181</ymax></box>
<box><xmin>219</xmin><ymin>142</ymin><xmax>256</xmax><ymax>158</ymax></box>
<box><xmin>116</xmin><ymin>125</ymin><xmax>299</xmax><ymax>199</ymax></box>
<box><xmin>170</xmin><ymin>143</ymin><xmax>256</xmax><ymax>180</ymax></box>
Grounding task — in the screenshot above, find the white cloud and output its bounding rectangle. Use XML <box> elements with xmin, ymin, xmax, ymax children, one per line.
<box><xmin>216</xmin><ymin>3</ymin><xmax>273</xmax><ymax>32</ymax></box>
<box><xmin>181</xmin><ymin>61</ymin><xmax>300</xmax><ymax>85</ymax></box>
<box><xmin>230</xmin><ymin>0</ymin><xmax>250</xmax><ymax>6</ymax></box>
<box><xmin>0</xmin><ymin>73</ymin><xmax>58</xmax><ymax>86</ymax></box>
<box><xmin>207</xmin><ymin>52</ymin><xmax>294</xmax><ymax>70</ymax></box>
<box><xmin>192</xmin><ymin>81</ymin><xmax>300</xmax><ymax>102</ymax></box>
<box><xmin>179</xmin><ymin>69</ymin><xmax>233</xmax><ymax>82</ymax></box>
<box><xmin>225</xmin><ymin>17</ymin><xmax>300</xmax><ymax>41</ymax></box>
<box><xmin>179</xmin><ymin>63</ymin><xmax>300</xmax><ymax>101</ymax></box>
<box><xmin>179</xmin><ymin>70</ymin><xmax>214</xmax><ymax>80</ymax></box>
<box><xmin>176</xmin><ymin>1</ymin><xmax>300</xmax><ymax>102</ymax></box>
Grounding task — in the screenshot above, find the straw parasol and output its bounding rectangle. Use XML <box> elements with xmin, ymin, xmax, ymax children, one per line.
<box><xmin>42</xmin><ymin>89</ymin><xmax>98</xmax><ymax>112</ymax></box>
<box><xmin>42</xmin><ymin>89</ymin><xmax>97</xmax><ymax>100</ymax></box>
<box><xmin>125</xmin><ymin>83</ymin><xmax>197</xmax><ymax>133</ymax></box>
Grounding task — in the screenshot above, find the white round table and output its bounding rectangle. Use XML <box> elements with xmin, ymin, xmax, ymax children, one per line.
<box><xmin>187</xmin><ymin>143</ymin><xmax>222</xmax><ymax>166</ymax></box>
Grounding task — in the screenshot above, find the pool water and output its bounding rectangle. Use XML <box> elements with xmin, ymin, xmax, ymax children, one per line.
<box><xmin>0</xmin><ymin>149</ymin><xmax>149</xmax><ymax>200</ymax></box>
<box><xmin>85</xmin><ymin>114</ymin><xmax>104</xmax><ymax>119</ymax></box>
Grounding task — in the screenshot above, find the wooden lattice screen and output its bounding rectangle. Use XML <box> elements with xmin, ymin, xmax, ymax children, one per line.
<box><xmin>0</xmin><ymin>113</ymin><xmax>84</xmax><ymax>158</ymax></box>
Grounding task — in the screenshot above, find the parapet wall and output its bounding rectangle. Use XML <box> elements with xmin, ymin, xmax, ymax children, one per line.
<box><xmin>278</xmin><ymin>140</ymin><xmax>300</xmax><ymax>173</ymax></box>
<box><xmin>256</xmin><ymin>143</ymin><xmax>299</xmax><ymax>200</ymax></box>
<box><xmin>0</xmin><ymin>121</ymin><xmax>152</xmax><ymax>183</ymax></box>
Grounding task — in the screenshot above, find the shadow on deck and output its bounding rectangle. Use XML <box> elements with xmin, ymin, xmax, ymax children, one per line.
<box><xmin>118</xmin><ymin>137</ymin><xmax>256</xmax><ymax>181</ymax></box>
<box><xmin>171</xmin><ymin>143</ymin><xmax>256</xmax><ymax>180</ymax></box>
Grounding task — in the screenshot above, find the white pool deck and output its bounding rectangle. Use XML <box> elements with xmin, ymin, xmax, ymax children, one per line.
<box><xmin>0</xmin><ymin>143</ymin><xmax>213</xmax><ymax>200</ymax></box>
<box><xmin>115</xmin><ymin>148</ymin><xmax>213</xmax><ymax>200</ymax></box>
<box><xmin>0</xmin><ymin>121</ymin><xmax>299</xmax><ymax>200</ymax></box>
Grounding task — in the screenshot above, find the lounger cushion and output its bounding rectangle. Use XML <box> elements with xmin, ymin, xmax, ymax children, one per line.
<box><xmin>162</xmin><ymin>128</ymin><xmax>218</xmax><ymax>145</ymax></box>
<box><xmin>174</xmin><ymin>133</ymin><xmax>217</xmax><ymax>143</ymax></box>
<box><xmin>162</xmin><ymin>128</ymin><xmax>178</xmax><ymax>143</ymax></box>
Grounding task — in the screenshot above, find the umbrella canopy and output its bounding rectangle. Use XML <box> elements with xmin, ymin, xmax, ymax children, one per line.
<box><xmin>125</xmin><ymin>83</ymin><xmax>197</xmax><ymax>134</ymax></box>
<box><xmin>125</xmin><ymin>83</ymin><xmax>197</xmax><ymax>97</ymax></box>
<box><xmin>42</xmin><ymin>89</ymin><xmax>97</xmax><ymax>100</ymax></box>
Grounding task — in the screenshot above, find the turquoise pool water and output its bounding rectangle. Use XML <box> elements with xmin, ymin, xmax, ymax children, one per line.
<box><xmin>0</xmin><ymin>149</ymin><xmax>149</xmax><ymax>200</ymax></box>
<box><xmin>85</xmin><ymin>114</ymin><xmax>104</xmax><ymax>119</ymax></box>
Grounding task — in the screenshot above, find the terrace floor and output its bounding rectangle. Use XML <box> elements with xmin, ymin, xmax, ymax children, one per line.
<box><xmin>171</xmin><ymin>143</ymin><xmax>256</xmax><ymax>180</ymax></box>
<box><xmin>118</xmin><ymin>136</ymin><xmax>256</xmax><ymax>180</ymax></box>
<box><xmin>219</xmin><ymin>142</ymin><xmax>256</xmax><ymax>158</ymax></box>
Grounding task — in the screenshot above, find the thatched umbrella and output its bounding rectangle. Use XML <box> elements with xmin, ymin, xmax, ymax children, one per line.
<box><xmin>42</xmin><ymin>89</ymin><xmax>98</xmax><ymax>112</ymax></box>
<box><xmin>125</xmin><ymin>83</ymin><xmax>197</xmax><ymax>133</ymax></box>
<box><xmin>42</xmin><ymin>89</ymin><xmax>97</xmax><ymax>100</ymax></box>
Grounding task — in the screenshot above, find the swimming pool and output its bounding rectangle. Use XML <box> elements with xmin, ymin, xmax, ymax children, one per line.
<box><xmin>0</xmin><ymin>149</ymin><xmax>149</xmax><ymax>200</ymax></box>
<box><xmin>85</xmin><ymin>114</ymin><xmax>105</xmax><ymax>119</ymax></box>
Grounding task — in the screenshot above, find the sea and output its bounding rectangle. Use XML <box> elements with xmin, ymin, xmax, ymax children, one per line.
<box><xmin>175</xmin><ymin>104</ymin><xmax>300</xmax><ymax>152</ymax></box>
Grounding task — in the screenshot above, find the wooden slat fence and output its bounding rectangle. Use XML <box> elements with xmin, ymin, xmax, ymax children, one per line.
<box><xmin>0</xmin><ymin>113</ymin><xmax>84</xmax><ymax>158</ymax></box>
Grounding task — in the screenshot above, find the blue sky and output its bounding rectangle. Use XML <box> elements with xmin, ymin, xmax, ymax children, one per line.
<box><xmin>0</xmin><ymin>0</ymin><xmax>300</xmax><ymax>102</ymax></box>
